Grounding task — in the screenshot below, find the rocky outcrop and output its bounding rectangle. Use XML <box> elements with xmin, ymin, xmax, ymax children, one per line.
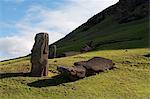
<box><xmin>57</xmin><ymin>57</ymin><xmax>114</xmax><ymax>81</ymax></box>
<box><xmin>76</xmin><ymin>0</ymin><xmax>149</xmax><ymax>32</ymax></box>
<box><xmin>115</xmin><ymin>0</ymin><xmax>149</xmax><ymax>23</ymax></box>
<box><xmin>49</xmin><ymin>0</ymin><xmax>149</xmax><ymax>55</ymax></box>
<box><xmin>30</xmin><ymin>33</ymin><xmax>49</xmax><ymax>77</ymax></box>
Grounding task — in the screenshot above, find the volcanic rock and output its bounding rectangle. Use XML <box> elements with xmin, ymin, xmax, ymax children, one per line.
<box><xmin>30</xmin><ymin>33</ymin><xmax>49</xmax><ymax>77</ymax></box>
<box><xmin>57</xmin><ymin>57</ymin><xmax>114</xmax><ymax>81</ymax></box>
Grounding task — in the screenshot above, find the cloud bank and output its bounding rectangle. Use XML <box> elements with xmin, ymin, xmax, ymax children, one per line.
<box><xmin>0</xmin><ymin>0</ymin><xmax>118</xmax><ymax>60</ymax></box>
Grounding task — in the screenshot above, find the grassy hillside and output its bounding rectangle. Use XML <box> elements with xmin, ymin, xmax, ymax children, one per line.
<box><xmin>53</xmin><ymin>16</ymin><xmax>149</xmax><ymax>54</ymax></box>
<box><xmin>0</xmin><ymin>0</ymin><xmax>149</xmax><ymax>98</ymax></box>
<box><xmin>52</xmin><ymin>0</ymin><xmax>149</xmax><ymax>55</ymax></box>
<box><xmin>0</xmin><ymin>48</ymin><xmax>150</xmax><ymax>98</ymax></box>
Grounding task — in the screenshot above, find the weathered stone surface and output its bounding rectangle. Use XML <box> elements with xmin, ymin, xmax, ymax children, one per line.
<box><xmin>57</xmin><ymin>57</ymin><xmax>114</xmax><ymax>81</ymax></box>
<box><xmin>30</xmin><ymin>33</ymin><xmax>49</xmax><ymax>77</ymax></box>
<box><xmin>80</xmin><ymin>41</ymin><xmax>94</xmax><ymax>52</ymax></box>
<box><xmin>57</xmin><ymin>66</ymin><xmax>86</xmax><ymax>81</ymax></box>
<box><xmin>75</xmin><ymin>57</ymin><xmax>114</xmax><ymax>74</ymax></box>
<box><xmin>49</xmin><ymin>45</ymin><xmax>57</xmax><ymax>58</ymax></box>
<box><xmin>60</xmin><ymin>51</ymin><xmax>81</xmax><ymax>57</ymax></box>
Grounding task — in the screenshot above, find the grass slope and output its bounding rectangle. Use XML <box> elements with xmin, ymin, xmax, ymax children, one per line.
<box><xmin>54</xmin><ymin>17</ymin><xmax>149</xmax><ymax>54</ymax></box>
<box><xmin>0</xmin><ymin>48</ymin><xmax>150</xmax><ymax>99</ymax></box>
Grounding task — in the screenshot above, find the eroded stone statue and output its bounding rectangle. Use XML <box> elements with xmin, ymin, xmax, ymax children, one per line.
<box><xmin>57</xmin><ymin>57</ymin><xmax>114</xmax><ymax>81</ymax></box>
<box><xmin>30</xmin><ymin>33</ymin><xmax>49</xmax><ymax>77</ymax></box>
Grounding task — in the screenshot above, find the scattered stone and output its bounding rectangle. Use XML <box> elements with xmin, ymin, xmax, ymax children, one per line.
<box><xmin>71</xmin><ymin>87</ymin><xmax>76</xmax><ymax>90</ymax></box>
<box><xmin>125</xmin><ymin>49</ymin><xmax>128</xmax><ymax>52</ymax></box>
<box><xmin>122</xmin><ymin>61</ymin><xmax>131</xmax><ymax>64</ymax></box>
<box><xmin>54</xmin><ymin>60</ymin><xmax>57</xmax><ymax>62</ymax></box>
<box><xmin>30</xmin><ymin>33</ymin><xmax>49</xmax><ymax>77</ymax></box>
<box><xmin>57</xmin><ymin>57</ymin><xmax>114</xmax><ymax>81</ymax></box>
<box><xmin>80</xmin><ymin>41</ymin><xmax>94</xmax><ymax>52</ymax></box>
<box><xmin>143</xmin><ymin>53</ymin><xmax>150</xmax><ymax>57</ymax></box>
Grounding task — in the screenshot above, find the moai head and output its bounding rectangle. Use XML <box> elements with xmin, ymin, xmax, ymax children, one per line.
<box><xmin>68</xmin><ymin>66</ymin><xmax>86</xmax><ymax>81</ymax></box>
<box><xmin>32</xmin><ymin>33</ymin><xmax>49</xmax><ymax>54</ymax></box>
<box><xmin>31</xmin><ymin>33</ymin><xmax>49</xmax><ymax>63</ymax></box>
<box><xmin>57</xmin><ymin>66</ymin><xmax>86</xmax><ymax>81</ymax></box>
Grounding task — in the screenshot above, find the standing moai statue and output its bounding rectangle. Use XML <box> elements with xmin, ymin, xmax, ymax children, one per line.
<box><xmin>53</xmin><ymin>45</ymin><xmax>57</xmax><ymax>58</ymax></box>
<box><xmin>49</xmin><ymin>45</ymin><xmax>57</xmax><ymax>58</ymax></box>
<box><xmin>30</xmin><ymin>33</ymin><xmax>49</xmax><ymax>77</ymax></box>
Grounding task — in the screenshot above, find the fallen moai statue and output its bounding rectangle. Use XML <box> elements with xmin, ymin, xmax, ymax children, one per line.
<box><xmin>57</xmin><ymin>57</ymin><xmax>114</xmax><ymax>81</ymax></box>
<box><xmin>30</xmin><ymin>33</ymin><xmax>49</xmax><ymax>77</ymax></box>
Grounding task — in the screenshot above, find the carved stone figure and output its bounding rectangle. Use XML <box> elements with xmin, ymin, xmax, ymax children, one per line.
<box><xmin>57</xmin><ymin>57</ymin><xmax>114</xmax><ymax>81</ymax></box>
<box><xmin>49</xmin><ymin>45</ymin><xmax>57</xmax><ymax>58</ymax></box>
<box><xmin>30</xmin><ymin>33</ymin><xmax>49</xmax><ymax>77</ymax></box>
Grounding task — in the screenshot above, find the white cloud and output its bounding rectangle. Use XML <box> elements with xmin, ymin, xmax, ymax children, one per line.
<box><xmin>0</xmin><ymin>0</ymin><xmax>119</xmax><ymax>61</ymax></box>
<box><xmin>0</xmin><ymin>36</ymin><xmax>32</xmax><ymax>60</ymax></box>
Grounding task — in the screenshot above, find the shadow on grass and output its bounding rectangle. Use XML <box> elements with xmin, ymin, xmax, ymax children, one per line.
<box><xmin>0</xmin><ymin>72</ymin><xmax>72</xmax><ymax>87</ymax></box>
<box><xmin>0</xmin><ymin>72</ymin><xmax>30</xmax><ymax>79</ymax></box>
<box><xmin>27</xmin><ymin>75</ymin><xmax>71</xmax><ymax>87</ymax></box>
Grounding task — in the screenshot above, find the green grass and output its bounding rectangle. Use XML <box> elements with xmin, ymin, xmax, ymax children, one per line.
<box><xmin>0</xmin><ymin>48</ymin><xmax>150</xmax><ymax>99</ymax></box>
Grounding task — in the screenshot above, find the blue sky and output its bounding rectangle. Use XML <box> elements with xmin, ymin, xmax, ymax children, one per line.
<box><xmin>0</xmin><ymin>0</ymin><xmax>118</xmax><ymax>60</ymax></box>
<box><xmin>0</xmin><ymin>0</ymin><xmax>68</xmax><ymax>37</ymax></box>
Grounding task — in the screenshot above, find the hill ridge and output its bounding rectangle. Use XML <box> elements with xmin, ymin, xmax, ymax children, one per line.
<box><xmin>50</xmin><ymin>0</ymin><xmax>149</xmax><ymax>57</ymax></box>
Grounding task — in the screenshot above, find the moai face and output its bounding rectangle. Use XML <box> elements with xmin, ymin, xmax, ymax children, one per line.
<box><xmin>67</xmin><ymin>66</ymin><xmax>86</xmax><ymax>81</ymax></box>
<box><xmin>57</xmin><ymin>66</ymin><xmax>86</xmax><ymax>81</ymax></box>
<box><xmin>35</xmin><ymin>33</ymin><xmax>49</xmax><ymax>54</ymax></box>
